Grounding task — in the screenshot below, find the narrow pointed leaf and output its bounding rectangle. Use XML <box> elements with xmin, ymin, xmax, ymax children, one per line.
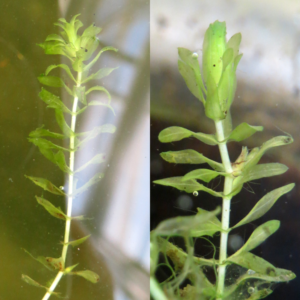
<box><xmin>85</xmin><ymin>86</ymin><xmax>111</xmax><ymax>102</ymax></box>
<box><xmin>160</xmin><ymin>150</ymin><xmax>224</xmax><ymax>171</ymax></box>
<box><xmin>36</xmin><ymin>196</ymin><xmax>66</xmax><ymax>220</ymax></box>
<box><xmin>64</xmin><ymin>264</ymin><xmax>79</xmax><ymax>274</ymax></box>
<box><xmin>77</xmin><ymin>124</ymin><xmax>116</xmax><ymax>147</ymax></box>
<box><xmin>39</xmin><ymin>88</ymin><xmax>72</xmax><ymax>114</ymax></box>
<box><xmin>38</xmin><ymin>74</ymin><xmax>65</xmax><ymax>88</ymax></box>
<box><xmin>244</xmin><ymin>135</ymin><xmax>293</xmax><ymax>171</ymax></box>
<box><xmin>74</xmin><ymin>86</ymin><xmax>87</xmax><ymax>105</ymax></box>
<box><xmin>182</xmin><ymin>168</ymin><xmax>222</xmax><ymax>182</ymax></box>
<box><xmin>158</xmin><ymin>126</ymin><xmax>217</xmax><ymax>145</ymax></box>
<box><xmin>55</xmin><ymin>109</ymin><xmax>76</xmax><ymax>138</ymax></box>
<box><xmin>233</xmin><ymin>184</ymin><xmax>295</xmax><ymax>228</ymax></box>
<box><xmin>28</xmin><ymin>137</ymin><xmax>70</xmax><ymax>152</ymax></box>
<box><xmin>234</xmin><ymin>220</ymin><xmax>280</xmax><ymax>255</ymax></box>
<box><xmin>153</xmin><ymin>176</ymin><xmax>222</xmax><ymax>197</ymax></box>
<box><xmin>25</xmin><ymin>175</ymin><xmax>65</xmax><ymax>196</ymax></box>
<box><xmin>61</xmin><ymin>235</ymin><xmax>91</xmax><ymax>248</ymax></box>
<box><xmin>154</xmin><ymin>207</ymin><xmax>220</xmax><ymax>236</ymax></box>
<box><xmin>73</xmin><ymin>172</ymin><xmax>104</xmax><ymax>196</ymax></box>
<box><xmin>71</xmin><ymin>270</ymin><xmax>100</xmax><ymax>283</ymax></box>
<box><xmin>29</xmin><ymin>126</ymin><xmax>65</xmax><ymax>139</ymax></box>
<box><xmin>45</xmin><ymin>64</ymin><xmax>76</xmax><ymax>83</ymax></box>
<box><xmin>54</xmin><ymin>150</ymin><xmax>72</xmax><ymax>174</ymax></box>
<box><xmin>88</xmin><ymin>100</ymin><xmax>115</xmax><ymax>115</ymax></box>
<box><xmin>82</xmin><ymin>67</ymin><xmax>118</xmax><ymax>84</ymax></box>
<box><xmin>22</xmin><ymin>274</ymin><xmax>46</xmax><ymax>288</ymax></box>
<box><xmin>75</xmin><ymin>153</ymin><xmax>106</xmax><ymax>173</ymax></box>
<box><xmin>45</xmin><ymin>34</ymin><xmax>65</xmax><ymax>43</ymax></box>
<box><xmin>227</xmin><ymin>123</ymin><xmax>263</xmax><ymax>142</ymax></box>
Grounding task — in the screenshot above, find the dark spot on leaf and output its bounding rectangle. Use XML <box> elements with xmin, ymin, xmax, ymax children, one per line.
<box><xmin>284</xmin><ymin>137</ymin><xmax>292</xmax><ymax>143</ymax></box>
<box><xmin>213</xmin><ymin>64</ymin><xmax>216</xmax><ymax>67</ymax></box>
<box><xmin>266</xmin><ymin>267</ymin><xmax>276</xmax><ymax>276</ymax></box>
<box><xmin>85</xmin><ymin>49</ymin><xmax>88</xmax><ymax>52</ymax></box>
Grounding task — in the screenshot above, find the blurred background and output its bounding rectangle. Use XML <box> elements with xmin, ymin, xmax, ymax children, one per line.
<box><xmin>151</xmin><ymin>0</ymin><xmax>300</xmax><ymax>299</ymax></box>
<box><xmin>0</xmin><ymin>0</ymin><xmax>149</xmax><ymax>300</ymax></box>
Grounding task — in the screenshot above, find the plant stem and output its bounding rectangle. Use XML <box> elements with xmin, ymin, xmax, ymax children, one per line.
<box><xmin>41</xmin><ymin>72</ymin><xmax>82</xmax><ymax>300</ymax></box>
<box><xmin>214</xmin><ymin>120</ymin><xmax>233</xmax><ymax>300</ymax></box>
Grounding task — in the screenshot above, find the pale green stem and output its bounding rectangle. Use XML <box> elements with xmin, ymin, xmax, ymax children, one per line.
<box><xmin>215</xmin><ymin>120</ymin><xmax>233</xmax><ymax>300</ymax></box>
<box><xmin>150</xmin><ymin>277</ymin><xmax>168</xmax><ymax>300</ymax></box>
<box><xmin>41</xmin><ymin>72</ymin><xmax>82</xmax><ymax>300</ymax></box>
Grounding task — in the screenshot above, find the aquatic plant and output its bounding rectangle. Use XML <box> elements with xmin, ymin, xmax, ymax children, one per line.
<box><xmin>22</xmin><ymin>14</ymin><xmax>118</xmax><ymax>299</ymax></box>
<box><xmin>151</xmin><ymin>20</ymin><xmax>295</xmax><ymax>300</ymax></box>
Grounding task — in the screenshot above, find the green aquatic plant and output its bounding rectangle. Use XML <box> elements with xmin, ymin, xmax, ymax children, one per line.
<box><xmin>151</xmin><ymin>20</ymin><xmax>295</xmax><ymax>300</ymax></box>
<box><xmin>22</xmin><ymin>14</ymin><xmax>118</xmax><ymax>299</ymax></box>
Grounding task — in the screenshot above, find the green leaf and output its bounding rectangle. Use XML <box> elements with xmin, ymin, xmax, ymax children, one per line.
<box><xmin>182</xmin><ymin>168</ymin><xmax>222</xmax><ymax>183</ymax></box>
<box><xmin>85</xmin><ymin>86</ymin><xmax>111</xmax><ymax>102</ymax></box>
<box><xmin>64</xmin><ymin>264</ymin><xmax>79</xmax><ymax>274</ymax></box>
<box><xmin>190</xmin><ymin>207</ymin><xmax>221</xmax><ymax>237</ymax></box>
<box><xmin>25</xmin><ymin>175</ymin><xmax>65</xmax><ymax>196</ymax></box>
<box><xmin>244</xmin><ymin>135</ymin><xmax>293</xmax><ymax>172</ymax></box>
<box><xmin>61</xmin><ymin>235</ymin><xmax>91</xmax><ymax>248</ymax></box>
<box><xmin>70</xmin><ymin>270</ymin><xmax>100</xmax><ymax>283</ymax></box>
<box><xmin>73</xmin><ymin>172</ymin><xmax>104</xmax><ymax>196</ymax></box>
<box><xmin>221</xmin><ymin>48</ymin><xmax>233</xmax><ymax>71</ymax></box>
<box><xmin>233</xmin><ymin>184</ymin><xmax>295</xmax><ymax>228</ymax></box>
<box><xmin>227</xmin><ymin>33</ymin><xmax>242</xmax><ymax>58</ymax></box>
<box><xmin>36</xmin><ymin>196</ymin><xmax>66</xmax><ymax>220</ymax></box>
<box><xmin>177</xmin><ymin>48</ymin><xmax>206</xmax><ymax>103</ymax></box>
<box><xmin>45</xmin><ymin>34</ymin><xmax>65</xmax><ymax>43</ymax></box>
<box><xmin>55</xmin><ymin>109</ymin><xmax>76</xmax><ymax>137</ymax></box>
<box><xmin>227</xmin><ymin>123</ymin><xmax>263</xmax><ymax>142</ymax></box>
<box><xmin>54</xmin><ymin>150</ymin><xmax>72</xmax><ymax>174</ymax></box>
<box><xmin>153</xmin><ymin>176</ymin><xmax>222</xmax><ymax>197</ymax></box>
<box><xmin>39</xmin><ymin>41</ymin><xmax>67</xmax><ymax>57</ymax></box>
<box><xmin>28</xmin><ymin>137</ymin><xmax>70</xmax><ymax>152</ymax></box>
<box><xmin>29</xmin><ymin>126</ymin><xmax>65</xmax><ymax>139</ymax></box>
<box><xmin>45</xmin><ymin>64</ymin><xmax>76</xmax><ymax>83</ymax></box>
<box><xmin>160</xmin><ymin>150</ymin><xmax>224</xmax><ymax>171</ymax></box>
<box><xmin>88</xmin><ymin>100</ymin><xmax>115</xmax><ymax>115</ymax></box>
<box><xmin>82</xmin><ymin>67</ymin><xmax>118</xmax><ymax>84</ymax></box>
<box><xmin>233</xmin><ymin>163</ymin><xmax>288</xmax><ymax>190</ymax></box>
<box><xmin>76</xmin><ymin>124</ymin><xmax>116</xmax><ymax>147</ymax></box>
<box><xmin>75</xmin><ymin>153</ymin><xmax>106</xmax><ymax>173</ymax></box>
<box><xmin>22</xmin><ymin>274</ymin><xmax>46</xmax><ymax>289</ymax></box>
<box><xmin>84</xmin><ymin>46</ymin><xmax>118</xmax><ymax>73</ymax></box>
<box><xmin>38</xmin><ymin>74</ymin><xmax>65</xmax><ymax>88</ymax></box>
<box><xmin>154</xmin><ymin>207</ymin><xmax>220</xmax><ymax>236</ymax></box>
<box><xmin>233</xmin><ymin>220</ymin><xmax>280</xmax><ymax>255</ymax></box>
<box><xmin>39</xmin><ymin>88</ymin><xmax>72</xmax><ymax>114</ymax></box>
<box><xmin>158</xmin><ymin>126</ymin><xmax>217</xmax><ymax>145</ymax></box>
<box><xmin>82</xmin><ymin>23</ymin><xmax>102</xmax><ymax>37</ymax></box>
<box><xmin>74</xmin><ymin>86</ymin><xmax>87</xmax><ymax>105</ymax></box>
<box><xmin>23</xmin><ymin>249</ymin><xmax>64</xmax><ymax>271</ymax></box>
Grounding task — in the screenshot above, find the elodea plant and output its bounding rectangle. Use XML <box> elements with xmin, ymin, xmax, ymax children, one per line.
<box><xmin>22</xmin><ymin>15</ymin><xmax>117</xmax><ymax>299</ymax></box>
<box><xmin>151</xmin><ymin>20</ymin><xmax>296</xmax><ymax>300</ymax></box>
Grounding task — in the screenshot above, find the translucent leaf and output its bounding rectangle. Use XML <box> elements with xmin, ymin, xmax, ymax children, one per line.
<box><xmin>234</xmin><ymin>53</ymin><xmax>243</xmax><ymax>71</ymax></box>
<box><xmin>244</xmin><ymin>135</ymin><xmax>293</xmax><ymax>172</ymax></box>
<box><xmin>221</xmin><ymin>48</ymin><xmax>233</xmax><ymax>71</ymax></box>
<box><xmin>61</xmin><ymin>235</ymin><xmax>91</xmax><ymax>247</ymax></box>
<box><xmin>22</xmin><ymin>274</ymin><xmax>45</xmax><ymax>288</ymax></box>
<box><xmin>39</xmin><ymin>88</ymin><xmax>72</xmax><ymax>114</ymax></box>
<box><xmin>74</xmin><ymin>106</ymin><xmax>88</xmax><ymax>116</ymax></box>
<box><xmin>234</xmin><ymin>163</ymin><xmax>288</xmax><ymax>189</ymax></box>
<box><xmin>23</xmin><ymin>249</ymin><xmax>64</xmax><ymax>271</ymax></box>
<box><xmin>73</xmin><ymin>172</ymin><xmax>104</xmax><ymax>196</ymax></box>
<box><xmin>234</xmin><ymin>220</ymin><xmax>280</xmax><ymax>255</ymax></box>
<box><xmin>29</xmin><ymin>126</ymin><xmax>65</xmax><ymax>139</ymax></box>
<box><xmin>74</xmin><ymin>86</ymin><xmax>86</xmax><ymax>105</ymax></box>
<box><xmin>84</xmin><ymin>46</ymin><xmax>118</xmax><ymax>73</ymax></box>
<box><xmin>82</xmin><ymin>23</ymin><xmax>102</xmax><ymax>37</ymax></box>
<box><xmin>45</xmin><ymin>34</ymin><xmax>65</xmax><ymax>43</ymax></box>
<box><xmin>54</xmin><ymin>150</ymin><xmax>72</xmax><ymax>174</ymax></box>
<box><xmin>160</xmin><ymin>150</ymin><xmax>224</xmax><ymax>171</ymax></box>
<box><xmin>88</xmin><ymin>100</ymin><xmax>115</xmax><ymax>115</ymax></box>
<box><xmin>182</xmin><ymin>168</ymin><xmax>222</xmax><ymax>183</ymax></box>
<box><xmin>153</xmin><ymin>176</ymin><xmax>222</xmax><ymax>197</ymax></box>
<box><xmin>55</xmin><ymin>109</ymin><xmax>76</xmax><ymax>138</ymax></box>
<box><xmin>227</xmin><ymin>33</ymin><xmax>242</xmax><ymax>58</ymax></box>
<box><xmin>38</xmin><ymin>74</ymin><xmax>65</xmax><ymax>88</ymax></box>
<box><xmin>82</xmin><ymin>67</ymin><xmax>118</xmax><ymax>84</ymax></box>
<box><xmin>28</xmin><ymin>137</ymin><xmax>70</xmax><ymax>152</ymax></box>
<box><xmin>158</xmin><ymin>126</ymin><xmax>218</xmax><ymax>145</ymax></box>
<box><xmin>45</xmin><ymin>64</ymin><xmax>76</xmax><ymax>83</ymax></box>
<box><xmin>75</xmin><ymin>153</ymin><xmax>106</xmax><ymax>173</ymax></box>
<box><xmin>70</xmin><ymin>270</ymin><xmax>100</xmax><ymax>283</ymax></box>
<box><xmin>25</xmin><ymin>175</ymin><xmax>65</xmax><ymax>196</ymax></box>
<box><xmin>233</xmin><ymin>184</ymin><xmax>294</xmax><ymax>228</ymax></box>
<box><xmin>154</xmin><ymin>207</ymin><xmax>220</xmax><ymax>236</ymax></box>
<box><xmin>76</xmin><ymin>124</ymin><xmax>116</xmax><ymax>148</ymax></box>
<box><xmin>39</xmin><ymin>41</ymin><xmax>68</xmax><ymax>57</ymax></box>
<box><xmin>85</xmin><ymin>86</ymin><xmax>111</xmax><ymax>102</ymax></box>
<box><xmin>190</xmin><ymin>207</ymin><xmax>222</xmax><ymax>237</ymax></box>
<box><xmin>226</xmin><ymin>252</ymin><xmax>295</xmax><ymax>281</ymax></box>
<box><xmin>227</xmin><ymin>123</ymin><xmax>263</xmax><ymax>142</ymax></box>
<box><xmin>36</xmin><ymin>196</ymin><xmax>66</xmax><ymax>220</ymax></box>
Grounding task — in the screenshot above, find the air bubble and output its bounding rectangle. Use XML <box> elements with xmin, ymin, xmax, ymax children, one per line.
<box><xmin>192</xmin><ymin>52</ymin><xmax>198</xmax><ymax>58</ymax></box>
<box><xmin>193</xmin><ymin>191</ymin><xmax>198</xmax><ymax>196</ymax></box>
<box><xmin>59</xmin><ymin>186</ymin><xmax>65</xmax><ymax>190</ymax></box>
<box><xmin>247</xmin><ymin>269</ymin><xmax>255</xmax><ymax>275</ymax></box>
<box><xmin>248</xmin><ymin>287</ymin><xmax>255</xmax><ymax>294</ymax></box>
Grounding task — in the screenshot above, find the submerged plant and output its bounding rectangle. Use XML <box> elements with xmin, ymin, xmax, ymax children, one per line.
<box><xmin>151</xmin><ymin>21</ymin><xmax>295</xmax><ymax>300</ymax></box>
<box><xmin>22</xmin><ymin>14</ymin><xmax>118</xmax><ymax>299</ymax></box>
